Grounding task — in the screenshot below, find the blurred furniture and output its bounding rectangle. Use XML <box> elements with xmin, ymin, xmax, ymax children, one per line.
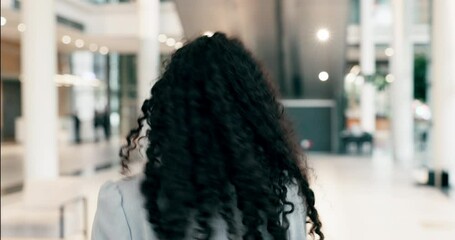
<box><xmin>340</xmin><ymin>125</ymin><xmax>373</xmax><ymax>154</ymax></box>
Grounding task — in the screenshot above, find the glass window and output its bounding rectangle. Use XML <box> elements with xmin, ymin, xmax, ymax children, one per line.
<box><xmin>349</xmin><ymin>0</ymin><xmax>360</xmax><ymax>24</ymax></box>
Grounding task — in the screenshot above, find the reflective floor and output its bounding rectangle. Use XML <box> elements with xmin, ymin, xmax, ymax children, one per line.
<box><xmin>1</xmin><ymin>139</ymin><xmax>121</xmax><ymax>194</ymax></box>
<box><xmin>312</xmin><ymin>153</ymin><xmax>455</xmax><ymax>240</ymax></box>
<box><xmin>1</xmin><ymin>149</ymin><xmax>454</xmax><ymax>239</ymax></box>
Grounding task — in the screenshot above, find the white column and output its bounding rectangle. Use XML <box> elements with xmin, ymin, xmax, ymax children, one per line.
<box><xmin>431</xmin><ymin>0</ymin><xmax>455</xmax><ymax>186</ymax></box>
<box><xmin>360</xmin><ymin>0</ymin><xmax>376</xmax><ymax>134</ymax></box>
<box><xmin>390</xmin><ymin>0</ymin><xmax>414</xmax><ymax>166</ymax></box>
<box><xmin>0</xmin><ymin>0</ymin><xmax>13</xmax><ymax>8</ymax></box>
<box><xmin>21</xmin><ymin>0</ymin><xmax>58</xmax><ymax>180</ymax></box>
<box><xmin>360</xmin><ymin>83</ymin><xmax>376</xmax><ymax>133</ymax></box>
<box><xmin>137</xmin><ymin>0</ymin><xmax>160</xmax><ymax>109</ymax></box>
<box><xmin>72</xmin><ymin>52</ymin><xmax>97</xmax><ymax>141</ymax></box>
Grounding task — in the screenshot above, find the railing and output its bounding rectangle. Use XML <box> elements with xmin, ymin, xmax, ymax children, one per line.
<box><xmin>85</xmin><ymin>0</ymin><xmax>136</xmax><ymax>4</ymax></box>
<box><xmin>1</xmin><ymin>195</ymin><xmax>89</xmax><ymax>239</ymax></box>
<box><xmin>58</xmin><ymin>196</ymin><xmax>88</xmax><ymax>239</ymax></box>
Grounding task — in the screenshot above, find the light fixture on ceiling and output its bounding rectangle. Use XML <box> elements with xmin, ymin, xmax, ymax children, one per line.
<box><xmin>1</xmin><ymin>16</ymin><xmax>6</xmax><ymax>26</ymax></box>
<box><xmin>62</xmin><ymin>35</ymin><xmax>72</xmax><ymax>44</ymax></box>
<box><xmin>318</xmin><ymin>71</ymin><xmax>329</xmax><ymax>81</ymax></box>
<box><xmin>17</xmin><ymin>23</ymin><xmax>26</xmax><ymax>32</ymax></box>
<box><xmin>316</xmin><ymin>28</ymin><xmax>330</xmax><ymax>42</ymax></box>
<box><xmin>385</xmin><ymin>74</ymin><xmax>394</xmax><ymax>83</ymax></box>
<box><xmin>203</xmin><ymin>31</ymin><xmax>214</xmax><ymax>37</ymax></box>
<box><xmin>174</xmin><ymin>41</ymin><xmax>183</xmax><ymax>49</ymax></box>
<box><xmin>89</xmin><ymin>43</ymin><xmax>98</xmax><ymax>52</ymax></box>
<box><xmin>158</xmin><ymin>34</ymin><xmax>167</xmax><ymax>43</ymax></box>
<box><xmin>99</xmin><ymin>46</ymin><xmax>109</xmax><ymax>55</ymax></box>
<box><xmin>166</xmin><ymin>38</ymin><xmax>176</xmax><ymax>47</ymax></box>
<box><xmin>385</xmin><ymin>48</ymin><xmax>394</xmax><ymax>57</ymax></box>
<box><xmin>75</xmin><ymin>39</ymin><xmax>85</xmax><ymax>48</ymax></box>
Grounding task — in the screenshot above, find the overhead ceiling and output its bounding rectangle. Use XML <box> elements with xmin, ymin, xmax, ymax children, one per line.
<box><xmin>0</xmin><ymin>1</ymin><xmax>184</xmax><ymax>54</ymax></box>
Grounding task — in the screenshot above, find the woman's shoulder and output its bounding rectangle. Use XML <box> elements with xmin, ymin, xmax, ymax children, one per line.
<box><xmin>98</xmin><ymin>174</ymin><xmax>146</xmax><ymax>212</ymax></box>
<box><xmin>94</xmin><ymin>174</ymin><xmax>155</xmax><ymax>240</ymax></box>
<box><xmin>93</xmin><ymin>177</ymin><xmax>141</xmax><ymax>240</ymax></box>
<box><xmin>116</xmin><ymin>174</ymin><xmax>144</xmax><ymax>192</ymax></box>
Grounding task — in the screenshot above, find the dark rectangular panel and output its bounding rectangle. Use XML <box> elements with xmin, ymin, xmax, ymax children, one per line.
<box><xmin>285</xmin><ymin>107</ymin><xmax>332</xmax><ymax>152</ymax></box>
<box><xmin>1</xmin><ymin>80</ymin><xmax>21</xmax><ymax>141</ymax></box>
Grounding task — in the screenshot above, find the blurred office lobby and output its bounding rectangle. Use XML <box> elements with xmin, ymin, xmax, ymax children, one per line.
<box><xmin>1</xmin><ymin>0</ymin><xmax>454</xmax><ymax>239</ymax></box>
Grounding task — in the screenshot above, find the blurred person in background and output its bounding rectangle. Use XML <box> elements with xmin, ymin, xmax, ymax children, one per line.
<box><xmin>102</xmin><ymin>106</ymin><xmax>111</xmax><ymax>141</ymax></box>
<box><xmin>93</xmin><ymin>110</ymin><xmax>102</xmax><ymax>142</ymax></box>
<box><xmin>72</xmin><ymin>111</ymin><xmax>81</xmax><ymax>144</ymax></box>
<box><xmin>93</xmin><ymin>108</ymin><xmax>110</xmax><ymax>142</ymax></box>
<box><xmin>92</xmin><ymin>33</ymin><xmax>324</xmax><ymax>240</ymax></box>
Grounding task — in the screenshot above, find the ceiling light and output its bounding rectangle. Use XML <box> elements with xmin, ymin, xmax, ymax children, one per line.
<box><xmin>99</xmin><ymin>46</ymin><xmax>109</xmax><ymax>55</ymax></box>
<box><xmin>89</xmin><ymin>43</ymin><xmax>98</xmax><ymax>52</ymax></box>
<box><xmin>385</xmin><ymin>74</ymin><xmax>394</xmax><ymax>83</ymax></box>
<box><xmin>158</xmin><ymin>34</ymin><xmax>167</xmax><ymax>43</ymax></box>
<box><xmin>62</xmin><ymin>35</ymin><xmax>72</xmax><ymax>44</ymax></box>
<box><xmin>385</xmin><ymin>48</ymin><xmax>394</xmax><ymax>57</ymax></box>
<box><xmin>1</xmin><ymin>16</ymin><xmax>6</xmax><ymax>26</ymax></box>
<box><xmin>75</xmin><ymin>39</ymin><xmax>85</xmax><ymax>48</ymax></box>
<box><xmin>316</xmin><ymin>28</ymin><xmax>330</xmax><ymax>42</ymax></box>
<box><xmin>17</xmin><ymin>23</ymin><xmax>26</xmax><ymax>32</ymax></box>
<box><xmin>166</xmin><ymin>38</ymin><xmax>175</xmax><ymax>46</ymax></box>
<box><xmin>203</xmin><ymin>31</ymin><xmax>214</xmax><ymax>37</ymax></box>
<box><xmin>174</xmin><ymin>41</ymin><xmax>183</xmax><ymax>49</ymax></box>
<box><xmin>318</xmin><ymin>71</ymin><xmax>329</xmax><ymax>81</ymax></box>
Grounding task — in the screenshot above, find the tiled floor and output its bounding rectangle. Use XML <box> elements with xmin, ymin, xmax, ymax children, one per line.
<box><xmin>1</xmin><ymin>148</ymin><xmax>454</xmax><ymax>239</ymax></box>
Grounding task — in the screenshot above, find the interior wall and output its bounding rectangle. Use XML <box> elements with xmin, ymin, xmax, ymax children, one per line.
<box><xmin>1</xmin><ymin>40</ymin><xmax>21</xmax><ymax>141</ymax></box>
<box><xmin>175</xmin><ymin>0</ymin><xmax>281</xmax><ymax>89</ymax></box>
<box><xmin>1</xmin><ymin>39</ymin><xmax>21</xmax><ymax>77</ymax></box>
<box><xmin>174</xmin><ymin>0</ymin><xmax>349</xmax><ymax>100</ymax></box>
<box><xmin>58</xmin><ymin>86</ymin><xmax>73</xmax><ymax>116</ymax></box>
<box><xmin>1</xmin><ymin>39</ymin><xmax>76</xmax><ymax>141</ymax></box>
<box><xmin>294</xmin><ymin>0</ymin><xmax>349</xmax><ymax>99</ymax></box>
<box><xmin>231</xmin><ymin>0</ymin><xmax>280</xmax><ymax>85</ymax></box>
<box><xmin>282</xmin><ymin>0</ymin><xmax>303</xmax><ymax>97</ymax></box>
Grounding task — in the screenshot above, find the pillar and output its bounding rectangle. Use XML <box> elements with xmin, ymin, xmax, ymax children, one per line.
<box><xmin>72</xmin><ymin>52</ymin><xmax>96</xmax><ymax>142</ymax></box>
<box><xmin>360</xmin><ymin>83</ymin><xmax>376</xmax><ymax>133</ymax></box>
<box><xmin>137</xmin><ymin>0</ymin><xmax>160</xmax><ymax>109</ymax></box>
<box><xmin>360</xmin><ymin>0</ymin><xmax>376</xmax><ymax>134</ymax></box>
<box><xmin>0</xmin><ymin>0</ymin><xmax>13</xmax><ymax>8</ymax></box>
<box><xmin>431</xmin><ymin>0</ymin><xmax>455</xmax><ymax>187</ymax></box>
<box><xmin>21</xmin><ymin>0</ymin><xmax>58</xmax><ymax>180</ymax></box>
<box><xmin>390</xmin><ymin>0</ymin><xmax>414</xmax><ymax>166</ymax></box>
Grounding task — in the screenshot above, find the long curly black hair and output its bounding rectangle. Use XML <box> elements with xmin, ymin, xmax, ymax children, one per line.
<box><xmin>120</xmin><ymin>32</ymin><xmax>323</xmax><ymax>240</ymax></box>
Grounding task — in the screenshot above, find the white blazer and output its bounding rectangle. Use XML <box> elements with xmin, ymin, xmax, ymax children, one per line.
<box><xmin>92</xmin><ymin>175</ymin><xmax>307</xmax><ymax>240</ymax></box>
